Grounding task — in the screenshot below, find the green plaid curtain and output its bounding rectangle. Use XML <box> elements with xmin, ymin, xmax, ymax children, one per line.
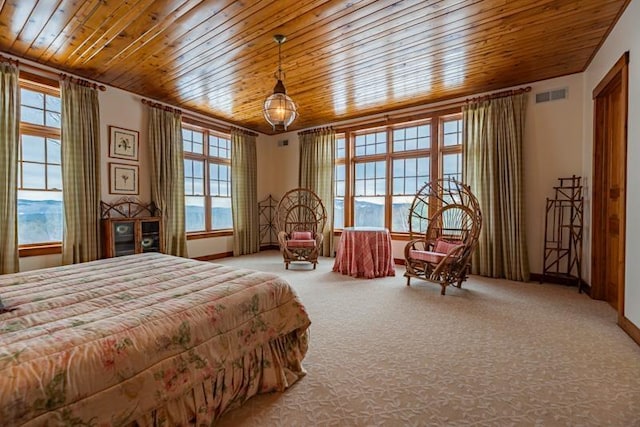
<box><xmin>61</xmin><ymin>78</ymin><xmax>101</xmax><ymax>264</ymax></box>
<box><xmin>463</xmin><ymin>92</ymin><xmax>529</xmax><ymax>281</ymax></box>
<box><xmin>231</xmin><ymin>129</ymin><xmax>259</xmax><ymax>256</ymax></box>
<box><xmin>147</xmin><ymin>105</ymin><xmax>187</xmax><ymax>257</ymax></box>
<box><xmin>299</xmin><ymin>128</ymin><xmax>335</xmax><ymax>256</ymax></box>
<box><xmin>0</xmin><ymin>61</ymin><xmax>19</xmax><ymax>273</ymax></box>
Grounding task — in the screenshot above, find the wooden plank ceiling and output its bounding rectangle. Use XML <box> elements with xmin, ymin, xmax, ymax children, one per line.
<box><xmin>0</xmin><ymin>0</ymin><xmax>629</xmax><ymax>134</ymax></box>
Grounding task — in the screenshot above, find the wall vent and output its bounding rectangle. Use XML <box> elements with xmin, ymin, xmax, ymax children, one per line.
<box><xmin>536</xmin><ymin>88</ymin><xmax>568</xmax><ymax>103</ymax></box>
<box><xmin>277</xmin><ymin>139</ymin><xmax>289</xmax><ymax>147</ymax></box>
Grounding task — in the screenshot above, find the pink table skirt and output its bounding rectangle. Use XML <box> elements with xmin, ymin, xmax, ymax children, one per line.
<box><xmin>333</xmin><ymin>227</ymin><xmax>396</xmax><ymax>279</ymax></box>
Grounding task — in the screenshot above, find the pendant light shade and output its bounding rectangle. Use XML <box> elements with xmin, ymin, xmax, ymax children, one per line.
<box><xmin>263</xmin><ymin>35</ymin><xmax>298</xmax><ymax>131</ymax></box>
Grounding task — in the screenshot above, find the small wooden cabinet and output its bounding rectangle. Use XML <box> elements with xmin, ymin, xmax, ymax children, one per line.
<box><xmin>101</xmin><ymin>199</ymin><xmax>163</xmax><ymax>258</ymax></box>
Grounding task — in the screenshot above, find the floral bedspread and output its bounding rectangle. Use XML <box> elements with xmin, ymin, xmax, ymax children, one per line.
<box><xmin>0</xmin><ymin>253</ymin><xmax>311</xmax><ymax>425</ymax></box>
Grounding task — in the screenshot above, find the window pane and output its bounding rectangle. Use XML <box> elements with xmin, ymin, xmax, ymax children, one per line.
<box><xmin>22</xmin><ymin>135</ymin><xmax>46</xmax><ymax>162</ymax></box>
<box><xmin>334</xmin><ymin>197</ymin><xmax>344</xmax><ymax>229</ymax></box>
<box><xmin>22</xmin><ymin>162</ymin><xmax>46</xmax><ymax>188</ymax></box>
<box><xmin>47</xmin><ymin>165</ymin><xmax>62</xmax><ymax>190</ymax></box>
<box><xmin>45</xmin><ymin>111</ymin><xmax>61</xmax><ymax>128</ymax></box>
<box><xmin>192</xmin><ymin>131</ymin><xmax>203</xmax><ymax>144</ymax></box>
<box><xmin>391</xmin><ymin>195</ymin><xmax>414</xmax><ymax>232</ymax></box>
<box><xmin>443</xmin><ymin>120</ymin><xmax>459</xmax><ymax>134</ymax></box>
<box><xmin>393</xmin><ymin>159</ymin><xmax>404</xmax><ymax>177</ymax></box>
<box><xmin>47</xmin><ymin>138</ymin><xmax>61</xmax><ymax>164</ymax></box>
<box><xmin>355</xmin><ymin>131</ymin><xmax>386</xmax><ymax>157</ymax></box>
<box><xmin>45</xmin><ymin>95</ymin><xmax>61</xmax><ymax>113</ymax></box>
<box><xmin>193</xmin><ymin>178</ymin><xmax>204</xmax><ymax>195</ymax></box>
<box><xmin>209</xmin><ymin>135</ymin><xmax>231</xmax><ymax>159</ymax></box>
<box><xmin>185</xmin><ymin>196</ymin><xmax>205</xmax><ymax>232</ymax></box>
<box><xmin>442</xmin><ymin>153</ymin><xmax>462</xmax><ymax>181</ymax></box>
<box><xmin>211</xmin><ymin>197</ymin><xmax>233</xmax><ymax>229</ymax></box>
<box><xmin>21</xmin><ymin>89</ymin><xmax>44</xmax><ymax>108</ymax></box>
<box><xmin>336</xmin><ymin>136</ymin><xmax>346</xmax><ymax>159</ymax></box>
<box><xmin>443</xmin><ymin>118</ymin><xmax>462</xmax><ymax>147</ymax></box>
<box><xmin>17</xmin><ymin>190</ymin><xmax>63</xmax><ymax>244</ymax></box>
<box><xmin>21</xmin><ymin>106</ymin><xmax>44</xmax><ymax>125</ymax></box>
<box><xmin>354</xmin><ymin>196</ymin><xmax>384</xmax><ymax>227</ymax></box>
<box><xmin>193</xmin><ymin>160</ymin><xmax>204</xmax><ymax>177</ymax></box>
<box><xmin>393</xmin><ymin>177</ymin><xmax>404</xmax><ymax>194</ymax></box>
<box><xmin>183</xmin><ymin>129</ymin><xmax>204</xmax><ymax>154</ymax></box>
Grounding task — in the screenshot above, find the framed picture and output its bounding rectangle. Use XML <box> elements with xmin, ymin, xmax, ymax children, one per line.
<box><xmin>109</xmin><ymin>163</ymin><xmax>139</xmax><ymax>195</ymax></box>
<box><xmin>109</xmin><ymin>126</ymin><xmax>139</xmax><ymax>161</ymax></box>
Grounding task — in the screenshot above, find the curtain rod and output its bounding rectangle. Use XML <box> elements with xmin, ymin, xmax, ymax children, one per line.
<box><xmin>0</xmin><ymin>54</ymin><xmax>19</xmax><ymax>66</ymax></box>
<box><xmin>142</xmin><ymin>98</ymin><xmax>182</xmax><ymax>114</ymax></box>
<box><xmin>143</xmin><ymin>99</ymin><xmax>259</xmax><ymax>136</ymax></box>
<box><xmin>465</xmin><ymin>86</ymin><xmax>531</xmax><ymax>104</ymax></box>
<box><xmin>298</xmin><ymin>126</ymin><xmax>334</xmax><ymax>136</ymax></box>
<box><xmin>60</xmin><ymin>73</ymin><xmax>106</xmax><ymax>91</ymax></box>
<box><xmin>230</xmin><ymin>126</ymin><xmax>258</xmax><ymax>137</ymax></box>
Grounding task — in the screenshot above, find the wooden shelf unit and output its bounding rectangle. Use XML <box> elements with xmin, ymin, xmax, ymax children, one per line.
<box><xmin>101</xmin><ymin>198</ymin><xmax>163</xmax><ymax>258</ymax></box>
<box><xmin>541</xmin><ymin>176</ymin><xmax>584</xmax><ymax>292</ymax></box>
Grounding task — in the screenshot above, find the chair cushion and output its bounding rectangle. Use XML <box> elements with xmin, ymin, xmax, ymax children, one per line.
<box><xmin>291</xmin><ymin>231</ymin><xmax>314</xmax><ymax>240</ymax></box>
<box><xmin>408</xmin><ymin>250</ymin><xmax>446</xmax><ymax>264</ymax></box>
<box><xmin>434</xmin><ymin>238</ymin><xmax>464</xmax><ymax>254</ymax></box>
<box><xmin>287</xmin><ymin>239</ymin><xmax>316</xmax><ymax>248</ymax></box>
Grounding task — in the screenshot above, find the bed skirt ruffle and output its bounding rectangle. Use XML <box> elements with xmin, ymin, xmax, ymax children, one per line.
<box><xmin>130</xmin><ymin>328</ymin><xmax>309</xmax><ymax>426</ymax></box>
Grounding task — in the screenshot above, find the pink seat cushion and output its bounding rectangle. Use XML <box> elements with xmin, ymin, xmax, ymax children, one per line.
<box><xmin>287</xmin><ymin>239</ymin><xmax>316</xmax><ymax>248</ymax></box>
<box><xmin>408</xmin><ymin>250</ymin><xmax>446</xmax><ymax>264</ymax></box>
<box><xmin>291</xmin><ymin>231</ymin><xmax>314</xmax><ymax>240</ymax></box>
<box><xmin>434</xmin><ymin>238</ymin><xmax>464</xmax><ymax>254</ymax></box>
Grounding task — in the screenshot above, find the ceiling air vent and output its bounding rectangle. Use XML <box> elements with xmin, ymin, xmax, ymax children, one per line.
<box><xmin>535</xmin><ymin>88</ymin><xmax>568</xmax><ymax>103</ymax></box>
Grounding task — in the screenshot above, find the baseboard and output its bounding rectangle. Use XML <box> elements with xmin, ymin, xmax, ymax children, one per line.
<box><xmin>260</xmin><ymin>245</ymin><xmax>279</xmax><ymax>251</ymax></box>
<box><xmin>619</xmin><ymin>315</ymin><xmax>640</xmax><ymax>346</ymax></box>
<box><xmin>394</xmin><ymin>258</ymin><xmax>406</xmax><ymax>266</ymax></box>
<box><xmin>529</xmin><ymin>273</ymin><xmax>591</xmax><ymax>295</ymax></box>
<box><xmin>193</xmin><ymin>251</ymin><xmax>233</xmax><ymax>261</ymax></box>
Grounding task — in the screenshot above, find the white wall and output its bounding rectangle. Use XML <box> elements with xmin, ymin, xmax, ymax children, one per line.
<box><xmin>583</xmin><ymin>0</ymin><xmax>640</xmax><ymax>326</ymax></box>
<box><xmin>258</xmin><ymin>130</ymin><xmax>301</xmax><ymax>201</ymax></box>
<box><xmin>524</xmin><ymin>74</ymin><xmax>584</xmax><ymax>273</ymax></box>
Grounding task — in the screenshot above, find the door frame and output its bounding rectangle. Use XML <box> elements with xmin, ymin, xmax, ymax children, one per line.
<box><xmin>591</xmin><ymin>51</ymin><xmax>629</xmax><ymax>323</ymax></box>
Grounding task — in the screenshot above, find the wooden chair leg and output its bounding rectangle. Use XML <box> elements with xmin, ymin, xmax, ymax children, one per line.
<box><xmin>440</xmin><ymin>284</ymin><xmax>446</xmax><ymax>295</ymax></box>
<box><xmin>406</xmin><ymin>276</ymin><xmax>411</xmax><ymax>286</ymax></box>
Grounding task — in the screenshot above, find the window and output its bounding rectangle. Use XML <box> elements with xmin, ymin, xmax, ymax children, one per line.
<box><xmin>335</xmin><ymin>110</ymin><xmax>463</xmax><ymax>234</ymax></box>
<box><xmin>183</xmin><ymin>125</ymin><xmax>232</xmax><ymax>233</ymax></box>
<box><xmin>441</xmin><ymin>117</ymin><xmax>463</xmax><ymax>181</ymax></box>
<box><xmin>18</xmin><ymin>81</ymin><xmax>63</xmax><ymax>245</ymax></box>
<box><xmin>334</xmin><ymin>134</ymin><xmax>346</xmax><ymax>229</ymax></box>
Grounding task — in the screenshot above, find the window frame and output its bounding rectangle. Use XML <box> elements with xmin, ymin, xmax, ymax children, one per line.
<box><xmin>17</xmin><ymin>75</ymin><xmax>63</xmax><ymax>257</ymax></box>
<box><xmin>335</xmin><ymin>108</ymin><xmax>463</xmax><ymax>239</ymax></box>
<box><xmin>182</xmin><ymin>122</ymin><xmax>233</xmax><ymax>238</ymax></box>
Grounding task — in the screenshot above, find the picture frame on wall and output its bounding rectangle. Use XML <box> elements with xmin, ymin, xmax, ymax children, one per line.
<box><xmin>109</xmin><ymin>126</ymin><xmax>139</xmax><ymax>161</ymax></box>
<box><xmin>109</xmin><ymin>163</ymin><xmax>139</xmax><ymax>195</ymax></box>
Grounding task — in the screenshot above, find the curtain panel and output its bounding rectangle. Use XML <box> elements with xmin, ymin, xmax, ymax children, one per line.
<box><xmin>0</xmin><ymin>61</ymin><xmax>20</xmax><ymax>273</ymax></box>
<box><xmin>298</xmin><ymin>128</ymin><xmax>335</xmax><ymax>256</ymax></box>
<box><xmin>147</xmin><ymin>105</ymin><xmax>187</xmax><ymax>257</ymax></box>
<box><xmin>230</xmin><ymin>129</ymin><xmax>260</xmax><ymax>256</ymax></box>
<box><xmin>463</xmin><ymin>92</ymin><xmax>529</xmax><ymax>281</ymax></box>
<box><xmin>60</xmin><ymin>78</ymin><xmax>102</xmax><ymax>264</ymax></box>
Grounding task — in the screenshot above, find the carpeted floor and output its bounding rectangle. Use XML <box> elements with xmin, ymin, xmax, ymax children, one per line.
<box><xmin>214</xmin><ymin>251</ymin><xmax>640</xmax><ymax>426</ymax></box>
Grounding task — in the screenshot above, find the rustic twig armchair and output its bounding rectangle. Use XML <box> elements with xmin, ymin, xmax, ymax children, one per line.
<box><xmin>275</xmin><ymin>188</ymin><xmax>327</xmax><ymax>269</ymax></box>
<box><xmin>404</xmin><ymin>178</ymin><xmax>482</xmax><ymax>295</ymax></box>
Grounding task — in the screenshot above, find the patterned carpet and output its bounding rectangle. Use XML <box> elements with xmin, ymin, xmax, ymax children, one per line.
<box><xmin>214</xmin><ymin>251</ymin><xmax>640</xmax><ymax>426</ymax></box>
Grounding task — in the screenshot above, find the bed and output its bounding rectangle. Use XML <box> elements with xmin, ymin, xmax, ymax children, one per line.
<box><xmin>0</xmin><ymin>253</ymin><xmax>311</xmax><ymax>425</ymax></box>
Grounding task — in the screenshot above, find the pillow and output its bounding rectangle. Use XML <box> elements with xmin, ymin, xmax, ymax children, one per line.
<box><xmin>291</xmin><ymin>231</ymin><xmax>313</xmax><ymax>240</ymax></box>
<box><xmin>434</xmin><ymin>238</ymin><xmax>463</xmax><ymax>254</ymax></box>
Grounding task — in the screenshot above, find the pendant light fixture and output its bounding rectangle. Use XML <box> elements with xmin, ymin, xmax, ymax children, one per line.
<box><xmin>263</xmin><ymin>34</ymin><xmax>298</xmax><ymax>131</ymax></box>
